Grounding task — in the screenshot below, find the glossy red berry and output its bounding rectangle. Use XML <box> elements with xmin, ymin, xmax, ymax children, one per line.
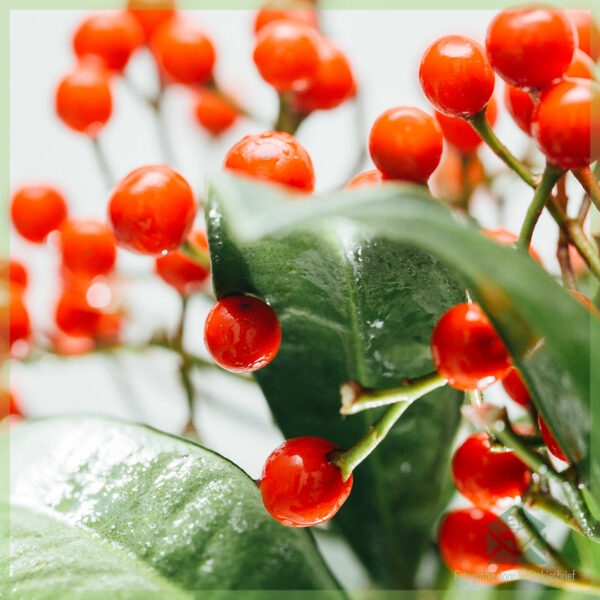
<box><xmin>538</xmin><ymin>415</ymin><xmax>569</xmax><ymax>464</ymax></box>
<box><xmin>438</xmin><ymin>508</ymin><xmax>522</xmax><ymax>582</ymax></box>
<box><xmin>55</xmin><ymin>59</ymin><xmax>113</xmax><ymax>136</ymax></box>
<box><xmin>150</xmin><ymin>17</ymin><xmax>215</xmax><ymax>85</ymax></box>
<box><xmin>566</xmin><ymin>9</ymin><xmax>600</xmax><ymax>62</ymax></box>
<box><xmin>431</xmin><ymin>302</ymin><xmax>512</xmax><ymax>391</ymax></box>
<box><xmin>435</xmin><ymin>96</ymin><xmax>498</xmax><ymax>154</ymax></box>
<box><xmin>108</xmin><ymin>164</ymin><xmax>197</xmax><ymax>255</ymax></box>
<box><xmin>11</xmin><ymin>185</ymin><xmax>68</xmax><ymax>244</ymax></box>
<box><xmin>566</xmin><ymin>49</ymin><xmax>594</xmax><ymax>79</ymax></box>
<box><xmin>155</xmin><ymin>230</ymin><xmax>210</xmax><ymax>296</ymax></box>
<box><xmin>0</xmin><ymin>259</ymin><xmax>28</xmax><ymax>291</ymax></box>
<box><xmin>452</xmin><ymin>432</ymin><xmax>531</xmax><ymax>510</ymax></box>
<box><xmin>503</xmin><ymin>84</ymin><xmax>535</xmax><ymax>135</ymax></box>
<box><xmin>531</xmin><ymin>78</ymin><xmax>600</xmax><ymax>169</ymax></box>
<box><xmin>127</xmin><ymin>0</ymin><xmax>176</xmax><ymax>42</ymax></box>
<box><xmin>224</xmin><ymin>131</ymin><xmax>315</xmax><ymax>192</ymax></box>
<box><xmin>193</xmin><ymin>88</ymin><xmax>238</xmax><ymax>136</ymax></box>
<box><xmin>502</xmin><ymin>368</ymin><xmax>531</xmax><ymax>407</ymax></box>
<box><xmin>419</xmin><ymin>35</ymin><xmax>495</xmax><ymax>118</ymax></box>
<box><xmin>369</xmin><ymin>107</ymin><xmax>443</xmax><ymax>183</ymax></box>
<box><xmin>346</xmin><ymin>169</ymin><xmax>383</xmax><ymax>190</ymax></box>
<box><xmin>254</xmin><ymin>7</ymin><xmax>318</xmax><ymax>35</ymax></box>
<box><xmin>60</xmin><ymin>219</ymin><xmax>117</xmax><ymax>278</ymax></box>
<box><xmin>290</xmin><ymin>38</ymin><xmax>355</xmax><ymax>113</ymax></box>
<box><xmin>483</xmin><ymin>228</ymin><xmax>543</xmax><ymax>265</ymax></box>
<box><xmin>73</xmin><ymin>11</ymin><xmax>143</xmax><ymax>73</ymax></box>
<box><xmin>204</xmin><ymin>295</ymin><xmax>281</xmax><ymax>373</ymax></box>
<box><xmin>253</xmin><ymin>20</ymin><xmax>321</xmax><ymax>92</ymax></box>
<box><xmin>486</xmin><ymin>8</ymin><xmax>576</xmax><ymax>90</ymax></box>
<box><xmin>260</xmin><ymin>436</ymin><xmax>352</xmax><ymax>527</ymax></box>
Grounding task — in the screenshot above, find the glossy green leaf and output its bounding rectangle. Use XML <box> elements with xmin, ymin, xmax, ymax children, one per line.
<box><xmin>4</xmin><ymin>417</ymin><xmax>342</xmax><ymax>595</ymax></box>
<box><xmin>206</xmin><ymin>175</ymin><xmax>466</xmax><ymax>587</ymax></box>
<box><xmin>206</xmin><ymin>174</ymin><xmax>599</xmax><ymax>584</ymax></box>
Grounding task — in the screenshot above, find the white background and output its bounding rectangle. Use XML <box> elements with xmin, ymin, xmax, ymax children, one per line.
<box><xmin>9</xmin><ymin>9</ymin><xmax>583</xmax><ymax>588</ymax></box>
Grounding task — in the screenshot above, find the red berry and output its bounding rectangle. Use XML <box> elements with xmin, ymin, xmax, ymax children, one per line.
<box><xmin>60</xmin><ymin>219</ymin><xmax>117</xmax><ymax>278</ymax></box>
<box><xmin>55</xmin><ymin>58</ymin><xmax>113</xmax><ymax>136</ymax></box>
<box><xmin>260</xmin><ymin>436</ymin><xmax>352</xmax><ymax>527</ymax></box>
<box><xmin>569</xmin><ymin>289</ymin><xmax>600</xmax><ymax>319</ymax></box>
<box><xmin>452</xmin><ymin>432</ymin><xmax>531</xmax><ymax>510</ymax></box>
<box><xmin>55</xmin><ymin>281</ymin><xmax>119</xmax><ymax>340</ymax></box>
<box><xmin>502</xmin><ymin>368</ymin><xmax>531</xmax><ymax>407</ymax></box>
<box><xmin>204</xmin><ymin>295</ymin><xmax>281</xmax><ymax>373</ymax></box>
<box><xmin>254</xmin><ymin>7</ymin><xmax>318</xmax><ymax>35</ymax></box>
<box><xmin>0</xmin><ymin>259</ymin><xmax>28</xmax><ymax>291</ymax></box>
<box><xmin>224</xmin><ymin>131</ymin><xmax>315</xmax><ymax>192</ymax></box>
<box><xmin>538</xmin><ymin>415</ymin><xmax>569</xmax><ymax>463</ymax></box>
<box><xmin>73</xmin><ymin>11</ymin><xmax>143</xmax><ymax>73</ymax></box>
<box><xmin>290</xmin><ymin>38</ymin><xmax>355</xmax><ymax>113</ymax></box>
<box><xmin>435</xmin><ymin>96</ymin><xmax>498</xmax><ymax>154</ymax></box>
<box><xmin>11</xmin><ymin>185</ymin><xmax>68</xmax><ymax>243</ymax></box>
<box><xmin>193</xmin><ymin>88</ymin><xmax>238</xmax><ymax>136</ymax></box>
<box><xmin>503</xmin><ymin>84</ymin><xmax>535</xmax><ymax>135</ymax></box>
<box><xmin>531</xmin><ymin>78</ymin><xmax>600</xmax><ymax>169</ymax></box>
<box><xmin>483</xmin><ymin>228</ymin><xmax>543</xmax><ymax>265</ymax></box>
<box><xmin>419</xmin><ymin>35</ymin><xmax>495</xmax><ymax>118</ymax></box>
<box><xmin>566</xmin><ymin>49</ymin><xmax>594</xmax><ymax>79</ymax></box>
<box><xmin>108</xmin><ymin>165</ymin><xmax>197</xmax><ymax>255</ymax></box>
<box><xmin>369</xmin><ymin>107</ymin><xmax>443</xmax><ymax>183</ymax></box>
<box><xmin>155</xmin><ymin>230</ymin><xmax>211</xmax><ymax>296</ymax></box>
<box><xmin>486</xmin><ymin>8</ymin><xmax>576</xmax><ymax>90</ymax></box>
<box><xmin>431</xmin><ymin>303</ymin><xmax>512</xmax><ymax>391</ymax></box>
<box><xmin>150</xmin><ymin>17</ymin><xmax>215</xmax><ymax>85</ymax></box>
<box><xmin>253</xmin><ymin>21</ymin><xmax>321</xmax><ymax>92</ymax></box>
<box><xmin>127</xmin><ymin>0</ymin><xmax>176</xmax><ymax>41</ymax></box>
<box><xmin>2</xmin><ymin>292</ymin><xmax>31</xmax><ymax>347</ymax></box>
<box><xmin>566</xmin><ymin>9</ymin><xmax>600</xmax><ymax>62</ymax></box>
<box><xmin>346</xmin><ymin>169</ymin><xmax>383</xmax><ymax>190</ymax></box>
<box><xmin>438</xmin><ymin>508</ymin><xmax>522</xmax><ymax>582</ymax></box>
<box><xmin>1</xmin><ymin>390</ymin><xmax>21</xmax><ymax>419</ymax></box>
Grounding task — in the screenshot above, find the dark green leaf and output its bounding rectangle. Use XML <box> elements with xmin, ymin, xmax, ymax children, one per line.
<box><xmin>206</xmin><ymin>175</ymin><xmax>466</xmax><ymax>587</ymax></box>
<box><xmin>206</xmin><ymin>174</ymin><xmax>599</xmax><ymax>584</ymax></box>
<box><xmin>4</xmin><ymin>417</ymin><xmax>342</xmax><ymax>595</ymax></box>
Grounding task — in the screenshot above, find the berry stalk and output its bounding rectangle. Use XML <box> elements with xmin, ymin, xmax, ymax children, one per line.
<box><xmin>518</xmin><ymin>164</ymin><xmax>565</xmax><ymax>251</ymax></box>
<box><xmin>572</xmin><ymin>166</ymin><xmax>600</xmax><ymax>214</ymax></box>
<box><xmin>180</xmin><ymin>239</ymin><xmax>211</xmax><ymax>269</ymax></box>
<box><xmin>467</xmin><ymin>108</ymin><xmax>537</xmax><ymax>188</ymax></box>
<box><xmin>339</xmin><ymin>371</ymin><xmax>446</xmax><ymax>415</ymax></box>
<box><xmin>90</xmin><ymin>136</ymin><xmax>115</xmax><ymax>189</ymax></box>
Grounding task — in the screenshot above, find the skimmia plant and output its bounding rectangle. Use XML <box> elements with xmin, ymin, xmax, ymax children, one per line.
<box><xmin>3</xmin><ymin>1</ymin><xmax>600</xmax><ymax>595</ymax></box>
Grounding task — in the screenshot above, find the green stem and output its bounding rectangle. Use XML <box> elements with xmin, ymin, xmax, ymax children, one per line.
<box><xmin>518</xmin><ymin>164</ymin><xmax>565</xmax><ymax>251</ymax></box>
<box><xmin>525</xmin><ymin>487</ymin><xmax>583</xmax><ymax>535</ymax></box>
<box><xmin>565</xmin><ymin>218</ymin><xmax>600</xmax><ymax>280</ymax></box>
<box><xmin>480</xmin><ymin>410</ymin><xmax>600</xmax><ymax>542</ymax></box>
<box><xmin>90</xmin><ymin>136</ymin><xmax>115</xmax><ymax>189</ymax></box>
<box><xmin>467</xmin><ymin>109</ymin><xmax>537</xmax><ymax>188</ymax></box>
<box><xmin>339</xmin><ymin>371</ymin><xmax>446</xmax><ymax>415</ymax></box>
<box><xmin>180</xmin><ymin>240</ymin><xmax>211</xmax><ymax>269</ymax></box>
<box><xmin>332</xmin><ymin>380</ymin><xmax>436</xmax><ymax>480</ymax></box>
<box><xmin>274</xmin><ymin>93</ymin><xmax>306</xmax><ymax>135</ymax></box>
<box><xmin>573</xmin><ymin>166</ymin><xmax>600</xmax><ymax>214</ymax></box>
<box><xmin>174</xmin><ymin>295</ymin><xmax>195</xmax><ymax>420</ymax></box>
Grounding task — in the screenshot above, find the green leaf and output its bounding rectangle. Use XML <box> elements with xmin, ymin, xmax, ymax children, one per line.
<box><xmin>206</xmin><ymin>175</ymin><xmax>466</xmax><ymax>587</ymax></box>
<box><xmin>4</xmin><ymin>417</ymin><xmax>342</xmax><ymax>595</ymax></box>
<box><xmin>206</xmin><ymin>174</ymin><xmax>600</xmax><ymax>584</ymax></box>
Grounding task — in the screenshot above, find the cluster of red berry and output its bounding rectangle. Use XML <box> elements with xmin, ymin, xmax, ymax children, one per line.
<box><xmin>4</xmin><ymin>6</ymin><xmax>600</xmax><ymax>587</ymax></box>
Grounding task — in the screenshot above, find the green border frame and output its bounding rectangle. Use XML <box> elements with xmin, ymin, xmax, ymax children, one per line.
<box><xmin>2</xmin><ymin>1</ymin><xmax>599</xmax><ymax>598</ymax></box>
